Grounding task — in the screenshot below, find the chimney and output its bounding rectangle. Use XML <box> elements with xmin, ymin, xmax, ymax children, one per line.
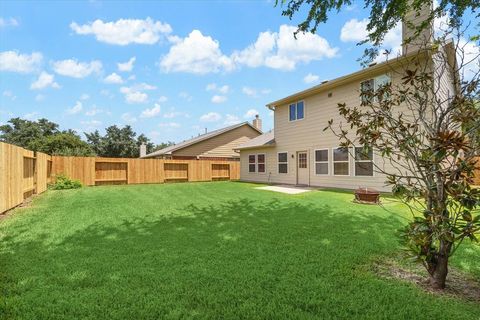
<box><xmin>252</xmin><ymin>114</ymin><xmax>262</xmax><ymax>131</ymax></box>
<box><xmin>139</xmin><ymin>143</ymin><xmax>147</xmax><ymax>158</ymax></box>
<box><xmin>204</xmin><ymin>128</ymin><xmax>207</xmax><ymax>134</ymax></box>
<box><xmin>402</xmin><ymin>2</ymin><xmax>433</xmax><ymax>55</ymax></box>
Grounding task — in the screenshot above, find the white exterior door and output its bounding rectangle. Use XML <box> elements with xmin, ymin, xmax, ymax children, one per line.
<box><xmin>297</xmin><ymin>151</ymin><xmax>309</xmax><ymax>185</ymax></box>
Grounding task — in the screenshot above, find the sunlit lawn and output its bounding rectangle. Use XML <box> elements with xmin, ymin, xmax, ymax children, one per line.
<box><xmin>0</xmin><ymin>182</ymin><xmax>478</xmax><ymax>319</ymax></box>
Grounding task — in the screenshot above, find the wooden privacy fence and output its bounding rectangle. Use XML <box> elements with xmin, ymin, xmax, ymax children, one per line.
<box><xmin>51</xmin><ymin>156</ymin><xmax>240</xmax><ymax>186</ymax></box>
<box><xmin>0</xmin><ymin>142</ymin><xmax>52</xmax><ymax>213</ymax></box>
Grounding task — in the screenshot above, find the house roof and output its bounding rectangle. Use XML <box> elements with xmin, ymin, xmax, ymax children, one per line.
<box><xmin>265</xmin><ymin>48</ymin><xmax>434</xmax><ymax>109</ymax></box>
<box><xmin>142</xmin><ymin>121</ymin><xmax>262</xmax><ymax>158</ymax></box>
<box><xmin>235</xmin><ymin>130</ymin><xmax>275</xmax><ymax>150</ymax></box>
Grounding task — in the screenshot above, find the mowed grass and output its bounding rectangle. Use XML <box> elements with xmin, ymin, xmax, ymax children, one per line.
<box><xmin>0</xmin><ymin>182</ymin><xmax>478</xmax><ymax>320</ymax></box>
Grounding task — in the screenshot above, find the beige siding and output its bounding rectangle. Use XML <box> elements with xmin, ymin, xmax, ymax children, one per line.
<box><xmin>173</xmin><ymin>125</ymin><xmax>260</xmax><ymax>158</ymax></box>
<box><xmin>240</xmin><ymin>61</ymin><xmax>434</xmax><ymax>192</ymax></box>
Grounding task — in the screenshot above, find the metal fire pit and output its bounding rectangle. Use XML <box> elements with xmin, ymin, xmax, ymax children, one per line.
<box><xmin>354</xmin><ymin>187</ymin><xmax>380</xmax><ymax>204</ymax></box>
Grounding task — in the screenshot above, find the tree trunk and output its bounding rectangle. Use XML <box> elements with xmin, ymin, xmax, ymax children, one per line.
<box><xmin>429</xmin><ymin>241</ymin><xmax>451</xmax><ymax>290</ymax></box>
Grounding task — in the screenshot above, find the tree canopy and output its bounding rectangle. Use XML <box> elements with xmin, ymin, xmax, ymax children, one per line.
<box><xmin>277</xmin><ymin>0</ymin><xmax>479</xmax><ymax>61</ymax></box>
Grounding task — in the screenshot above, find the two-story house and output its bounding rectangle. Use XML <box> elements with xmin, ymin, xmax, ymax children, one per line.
<box><xmin>236</xmin><ymin>7</ymin><xmax>457</xmax><ymax>191</ymax></box>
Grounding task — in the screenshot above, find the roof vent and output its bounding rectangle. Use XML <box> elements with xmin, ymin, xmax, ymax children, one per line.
<box><xmin>369</xmin><ymin>62</ymin><xmax>377</xmax><ymax>67</ymax></box>
<box><xmin>321</xmin><ymin>80</ymin><xmax>329</xmax><ymax>84</ymax></box>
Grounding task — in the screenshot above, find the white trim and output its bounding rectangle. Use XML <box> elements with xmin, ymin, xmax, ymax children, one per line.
<box><xmin>353</xmin><ymin>146</ymin><xmax>375</xmax><ymax>177</ymax></box>
<box><xmin>277</xmin><ymin>151</ymin><xmax>288</xmax><ymax>174</ymax></box>
<box><xmin>257</xmin><ymin>153</ymin><xmax>266</xmax><ymax>174</ymax></box>
<box><xmin>332</xmin><ymin>146</ymin><xmax>350</xmax><ymax>176</ymax></box>
<box><xmin>314</xmin><ymin>148</ymin><xmax>329</xmax><ymax>176</ymax></box>
<box><xmin>288</xmin><ymin>100</ymin><xmax>305</xmax><ymax>122</ymax></box>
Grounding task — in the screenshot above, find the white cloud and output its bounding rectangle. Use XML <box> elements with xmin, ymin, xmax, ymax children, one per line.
<box><xmin>211</xmin><ymin>95</ymin><xmax>227</xmax><ymax>104</ymax></box>
<box><xmin>24</xmin><ymin>112</ymin><xmax>39</xmax><ymax>120</ymax></box>
<box><xmin>80</xmin><ymin>119</ymin><xmax>102</xmax><ymax>128</ymax></box>
<box><xmin>206</xmin><ymin>83</ymin><xmax>230</xmax><ymax>94</ymax></box>
<box><xmin>0</xmin><ymin>51</ymin><xmax>42</xmax><ymax>73</ymax></box>
<box><xmin>244</xmin><ymin>109</ymin><xmax>259</xmax><ymax>119</ymax></box>
<box><xmin>80</xmin><ymin>93</ymin><xmax>90</xmax><ymax>100</ymax></box>
<box><xmin>118</xmin><ymin>56</ymin><xmax>136</xmax><ymax>72</ymax></box>
<box><xmin>179</xmin><ymin>91</ymin><xmax>192</xmax><ymax>101</ymax></box>
<box><xmin>458</xmin><ymin>38</ymin><xmax>480</xmax><ymax>81</ymax></box>
<box><xmin>140</xmin><ymin>103</ymin><xmax>161</xmax><ymax>118</ymax></box>
<box><xmin>232</xmin><ymin>24</ymin><xmax>338</xmax><ymax>71</ymax></box>
<box><xmin>157</xmin><ymin>96</ymin><xmax>168</xmax><ymax>103</ymax></box>
<box><xmin>158</xmin><ymin>122</ymin><xmax>180</xmax><ymax>128</ymax></box>
<box><xmin>30</xmin><ymin>71</ymin><xmax>60</xmax><ymax>90</ymax></box>
<box><xmin>119</xmin><ymin>83</ymin><xmax>155</xmax><ymax>104</ymax></box>
<box><xmin>340</xmin><ymin>18</ymin><xmax>369</xmax><ymax>43</ymax></box>
<box><xmin>163</xmin><ymin>111</ymin><xmax>189</xmax><ymax>119</ymax></box>
<box><xmin>160</xmin><ymin>30</ymin><xmax>234</xmax><ymax>74</ymax></box>
<box><xmin>303</xmin><ymin>73</ymin><xmax>319</xmax><ymax>84</ymax></box>
<box><xmin>2</xmin><ymin>90</ymin><xmax>16</xmax><ymax>100</ymax></box>
<box><xmin>340</xmin><ymin>18</ymin><xmax>402</xmax><ymax>61</ymax></box>
<box><xmin>70</xmin><ymin>18</ymin><xmax>172</xmax><ymax>45</ymax></box>
<box><xmin>52</xmin><ymin>59</ymin><xmax>102</xmax><ymax>78</ymax></box>
<box><xmin>224</xmin><ymin>114</ymin><xmax>241</xmax><ymax>126</ymax></box>
<box><xmin>35</xmin><ymin>94</ymin><xmax>45</xmax><ymax>102</ymax></box>
<box><xmin>66</xmin><ymin>101</ymin><xmax>83</xmax><ymax>115</ymax></box>
<box><xmin>200</xmin><ymin>112</ymin><xmax>221</xmax><ymax>122</ymax></box>
<box><xmin>121</xmin><ymin>112</ymin><xmax>137</xmax><ymax>123</ymax></box>
<box><xmin>242</xmin><ymin>86</ymin><xmax>271</xmax><ymax>98</ymax></box>
<box><xmin>0</xmin><ymin>18</ymin><xmax>19</xmax><ymax>28</ymax></box>
<box><xmin>103</xmin><ymin>72</ymin><xmax>124</xmax><ymax>84</ymax></box>
<box><xmin>85</xmin><ymin>105</ymin><xmax>102</xmax><ymax>116</ymax></box>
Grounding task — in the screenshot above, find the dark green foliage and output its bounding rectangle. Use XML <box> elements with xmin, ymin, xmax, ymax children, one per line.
<box><xmin>49</xmin><ymin>174</ymin><xmax>82</xmax><ymax>190</ymax></box>
<box><xmin>0</xmin><ymin>183</ymin><xmax>478</xmax><ymax>319</ymax></box>
<box><xmin>0</xmin><ymin>118</ymin><xmax>94</xmax><ymax>156</ymax></box>
<box><xmin>85</xmin><ymin>125</ymin><xmax>155</xmax><ymax>158</ymax></box>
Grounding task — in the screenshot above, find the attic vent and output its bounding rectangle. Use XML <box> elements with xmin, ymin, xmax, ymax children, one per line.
<box><xmin>328</xmin><ymin>92</ymin><xmax>333</xmax><ymax>98</ymax></box>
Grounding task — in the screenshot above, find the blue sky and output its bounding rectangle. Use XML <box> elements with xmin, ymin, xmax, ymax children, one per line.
<box><xmin>0</xmin><ymin>1</ymin><xmax>477</xmax><ymax>144</ymax></box>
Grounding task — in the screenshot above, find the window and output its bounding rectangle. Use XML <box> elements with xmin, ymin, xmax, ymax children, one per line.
<box><xmin>315</xmin><ymin>149</ymin><xmax>329</xmax><ymax>175</ymax></box>
<box><xmin>355</xmin><ymin>147</ymin><xmax>374</xmax><ymax>176</ymax></box>
<box><xmin>333</xmin><ymin>147</ymin><xmax>349</xmax><ymax>176</ymax></box>
<box><xmin>360</xmin><ymin>79</ymin><xmax>374</xmax><ymax>104</ymax></box>
<box><xmin>289</xmin><ymin>101</ymin><xmax>305</xmax><ymax>121</ymax></box>
<box><xmin>257</xmin><ymin>154</ymin><xmax>266</xmax><ymax>173</ymax></box>
<box><xmin>248</xmin><ymin>155</ymin><xmax>256</xmax><ymax>173</ymax></box>
<box><xmin>298</xmin><ymin>153</ymin><xmax>307</xmax><ymax>168</ymax></box>
<box><xmin>278</xmin><ymin>152</ymin><xmax>288</xmax><ymax>173</ymax></box>
<box><xmin>361</xmin><ymin>74</ymin><xmax>391</xmax><ymax>104</ymax></box>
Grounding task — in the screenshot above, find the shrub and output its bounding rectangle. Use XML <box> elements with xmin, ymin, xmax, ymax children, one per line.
<box><xmin>49</xmin><ymin>174</ymin><xmax>82</xmax><ymax>190</ymax></box>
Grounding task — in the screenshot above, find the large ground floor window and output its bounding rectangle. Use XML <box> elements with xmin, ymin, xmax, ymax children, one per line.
<box><xmin>354</xmin><ymin>147</ymin><xmax>374</xmax><ymax>176</ymax></box>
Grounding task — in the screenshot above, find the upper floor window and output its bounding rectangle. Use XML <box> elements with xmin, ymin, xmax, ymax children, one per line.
<box><xmin>360</xmin><ymin>74</ymin><xmax>391</xmax><ymax>104</ymax></box>
<box><xmin>289</xmin><ymin>101</ymin><xmax>304</xmax><ymax>121</ymax></box>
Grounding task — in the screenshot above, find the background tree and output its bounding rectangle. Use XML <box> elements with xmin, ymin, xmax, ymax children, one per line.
<box><xmin>0</xmin><ymin>118</ymin><xmax>93</xmax><ymax>156</ymax></box>
<box><xmin>277</xmin><ymin>0</ymin><xmax>479</xmax><ymax>61</ymax></box>
<box><xmin>85</xmin><ymin>125</ymin><xmax>157</xmax><ymax>158</ymax></box>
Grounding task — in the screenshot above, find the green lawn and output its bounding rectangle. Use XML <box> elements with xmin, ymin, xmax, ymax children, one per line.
<box><xmin>0</xmin><ymin>182</ymin><xmax>478</xmax><ymax>319</ymax></box>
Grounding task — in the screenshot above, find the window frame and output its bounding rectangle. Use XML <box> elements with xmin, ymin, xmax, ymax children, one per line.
<box><xmin>314</xmin><ymin>148</ymin><xmax>329</xmax><ymax>176</ymax></box>
<box><xmin>257</xmin><ymin>153</ymin><xmax>266</xmax><ymax>174</ymax></box>
<box><xmin>288</xmin><ymin>100</ymin><xmax>305</xmax><ymax>122</ymax></box>
<box><xmin>332</xmin><ymin>146</ymin><xmax>350</xmax><ymax>177</ymax></box>
<box><xmin>360</xmin><ymin>73</ymin><xmax>391</xmax><ymax>103</ymax></box>
<box><xmin>354</xmin><ymin>146</ymin><xmax>375</xmax><ymax>177</ymax></box>
<box><xmin>248</xmin><ymin>154</ymin><xmax>257</xmax><ymax>173</ymax></box>
<box><xmin>277</xmin><ymin>151</ymin><xmax>288</xmax><ymax>174</ymax></box>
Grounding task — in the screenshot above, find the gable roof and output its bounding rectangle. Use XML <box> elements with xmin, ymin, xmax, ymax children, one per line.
<box><xmin>235</xmin><ymin>130</ymin><xmax>275</xmax><ymax>150</ymax></box>
<box><xmin>142</xmin><ymin>121</ymin><xmax>262</xmax><ymax>158</ymax></box>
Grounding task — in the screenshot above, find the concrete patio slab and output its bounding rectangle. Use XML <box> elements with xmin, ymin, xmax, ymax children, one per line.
<box><xmin>255</xmin><ymin>185</ymin><xmax>313</xmax><ymax>194</ymax></box>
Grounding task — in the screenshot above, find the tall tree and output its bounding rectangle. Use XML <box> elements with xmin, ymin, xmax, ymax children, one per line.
<box><xmin>85</xmin><ymin>125</ymin><xmax>156</xmax><ymax>158</ymax></box>
<box><xmin>0</xmin><ymin>118</ymin><xmax>93</xmax><ymax>156</ymax></box>
<box><xmin>277</xmin><ymin>0</ymin><xmax>479</xmax><ymax>61</ymax></box>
